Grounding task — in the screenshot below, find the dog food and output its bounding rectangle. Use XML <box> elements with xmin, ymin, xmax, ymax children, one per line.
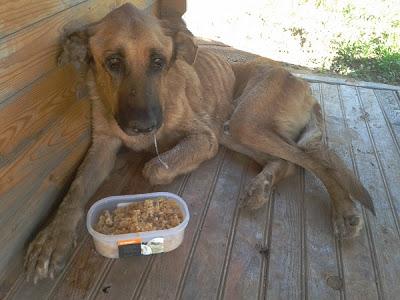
<box><xmin>95</xmin><ymin>198</ymin><xmax>184</xmax><ymax>235</ymax></box>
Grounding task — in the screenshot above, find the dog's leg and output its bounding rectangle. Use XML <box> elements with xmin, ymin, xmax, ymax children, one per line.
<box><xmin>229</xmin><ymin>103</ymin><xmax>372</xmax><ymax>239</ymax></box>
<box><xmin>240</xmin><ymin>103</ymin><xmax>322</xmax><ymax>210</ymax></box>
<box><xmin>298</xmin><ymin>105</ymin><xmax>363</xmax><ymax>238</ymax></box>
<box><xmin>241</xmin><ymin>107</ymin><xmax>323</xmax><ymax>210</ymax></box>
<box><xmin>295</xmin><ymin>105</ymin><xmax>365</xmax><ymax>239</ymax></box>
<box><xmin>143</xmin><ymin>131</ymin><xmax>218</xmax><ymax>185</ymax></box>
<box><xmin>241</xmin><ymin>159</ymin><xmax>296</xmax><ymax>209</ymax></box>
<box><xmin>25</xmin><ymin>135</ymin><xmax>121</xmax><ymax>283</ymax></box>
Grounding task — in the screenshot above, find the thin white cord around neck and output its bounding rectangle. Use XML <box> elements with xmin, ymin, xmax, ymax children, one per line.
<box><xmin>154</xmin><ymin>134</ymin><xmax>169</xmax><ymax>169</ymax></box>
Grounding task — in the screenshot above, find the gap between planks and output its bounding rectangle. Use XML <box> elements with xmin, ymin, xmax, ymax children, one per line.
<box><xmin>174</xmin><ymin>149</ymin><xmax>227</xmax><ymax>300</ymax></box>
<box><xmin>258</xmin><ymin>186</ymin><xmax>275</xmax><ymax>300</ymax></box>
<box><xmin>317</xmin><ymin>82</ymin><xmax>346</xmax><ymax>300</ymax></box>
<box><xmin>216</xmin><ymin>159</ymin><xmax>250</xmax><ymax>300</ymax></box>
<box><xmin>129</xmin><ymin>174</ymin><xmax>191</xmax><ymax>300</ymax></box>
<box><xmin>0</xmin><ymin>1</ymin><xmax>89</xmax><ymax>41</ymax></box>
<box><xmin>337</xmin><ymin>85</ymin><xmax>384</xmax><ymax>299</ymax></box>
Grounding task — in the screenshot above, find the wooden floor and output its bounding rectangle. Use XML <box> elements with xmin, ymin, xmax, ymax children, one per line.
<box><xmin>4</xmin><ymin>79</ymin><xmax>400</xmax><ymax>299</ymax></box>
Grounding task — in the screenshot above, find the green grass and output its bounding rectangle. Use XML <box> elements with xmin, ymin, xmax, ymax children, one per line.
<box><xmin>330</xmin><ymin>37</ymin><xmax>400</xmax><ymax>85</ymax></box>
<box><xmin>185</xmin><ymin>0</ymin><xmax>400</xmax><ymax>85</ymax></box>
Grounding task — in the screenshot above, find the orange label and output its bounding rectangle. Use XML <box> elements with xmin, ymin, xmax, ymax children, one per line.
<box><xmin>117</xmin><ymin>238</ymin><xmax>142</xmax><ymax>246</ymax></box>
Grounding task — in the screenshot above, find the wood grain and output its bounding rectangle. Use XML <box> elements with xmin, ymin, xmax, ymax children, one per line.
<box><xmin>178</xmin><ymin>151</ymin><xmax>246</xmax><ymax>300</ymax></box>
<box><xmin>8</xmin><ymin>152</ymin><xmax>146</xmax><ymax>299</ymax></box>
<box><xmin>0</xmin><ymin>98</ymin><xmax>90</xmax><ymax>215</ymax></box>
<box><xmin>1</xmin><ymin>138</ymin><xmax>88</xmax><ymax>298</ymax></box>
<box><xmin>221</xmin><ymin>161</ymin><xmax>269</xmax><ymax>300</ymax></box>
<box><xmin>49</xmin><ymin>167</ymin><xmax>151</xmax><ymax>299</ymax></box>
<box><xmin>265</xmin><ymin>168</ymin><xmax>303</xmax><ymax>299</ymax></box>
<box><xmin>0</xmin><ymin>65</ymin><xmax>83</xmax><ymax>158</ymax></box>
<box><xmin>4</xmin><ymin>80</ymin><xmax>400</xmax><ymax>299</ymax></box>
<box><xmin>0</xmin><ymin>0</ymin><xmax>85</xmax><ymax>38</ymax></box>
<box><xmin>321</xmin><ymin>83</ymin><xmax>379</xmax><ymax>299</ymax></box>
<box><xmin>132</xmin><ymin>150</ymin><xmax>226</xmax><ymax>300</ymax></box>
<box><xmin>304</xmin><ymin>83</ymin><xmax>341</xmax><ymax>299</ymax></box>
<box><xmin>49</xmin><ymin>155</ymin><xmax>182</xmax><ymax>300</ymax></box>
<box><xmin>344</xmin><ymin>86</ymin><xmax>400</xmax><ymax>299</ymax></box>
<box><xmin>0</xmin><ymin>0</ymin><xmax>116</xmax><ymax>102</ymax></box>
<box><xmin>373</xmin><ymin>89</ymin><xmax>400</xmax><ymax>217</ymax></box>
<box><xmin>0</xmin><ymin>99</ymin><xmax>90</xmax><ymax>276</ymax></box>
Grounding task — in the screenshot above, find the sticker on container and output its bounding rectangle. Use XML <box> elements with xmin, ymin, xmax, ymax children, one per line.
<box><xmin>143</xmin><ymin>238</ymin><xmax>164</xmax><ymax>255</ymax></box>
<box><xmin>117</xmin><ymin>237</ymin><xmax>164</xmax><ymax>257</ymax></box>
<box><xmin>118</xmin><ymin>238</ymin><xmax>142</xmax><ymax>257</ymax></box>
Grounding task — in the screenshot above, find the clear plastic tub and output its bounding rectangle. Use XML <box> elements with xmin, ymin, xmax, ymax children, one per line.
<box><xmin>86</xmin><ymin>192</ymin><xmax>190</xmax><ymax>258</ymax></box>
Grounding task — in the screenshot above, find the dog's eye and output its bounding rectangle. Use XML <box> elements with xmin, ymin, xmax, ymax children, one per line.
<box><xmin>106</xmin><ymin>56</ymin><xmax>123</xmax><ymax>72</ymax></box>
<box><xmin>151</xmin><ymin>57</ymin><xmax>165</xmax><ymax>71</ymax></box>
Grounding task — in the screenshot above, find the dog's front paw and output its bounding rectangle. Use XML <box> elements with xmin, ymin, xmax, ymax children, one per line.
<box><xmin>25</xmin><ymin>221</ymin><xmax>76</xmax><ymax>283</ymax></box>
<box><xmin>143</xmin><ymin>158</ymin><xmax>175</xmax><ymax>185</ymax></box>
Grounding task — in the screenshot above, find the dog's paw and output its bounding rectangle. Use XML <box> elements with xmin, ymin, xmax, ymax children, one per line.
<box><xmin>332</xmin><ymin>205</ymin><xmax>363</xmax><ymax>239</ymax></box>
<box><xmin>143</xmin><ymin>158</ymin><xmax>174</xmax><ymax>186</ymax></box>
<box><xmin>241</xmin><ymin>173</ymin><xmax>274</xmax><ymax>210</ymax></box>
<box><xmin>25</xmin><ymin>222</ymin><xmax>76</xmax><ymax>283</ymax></box>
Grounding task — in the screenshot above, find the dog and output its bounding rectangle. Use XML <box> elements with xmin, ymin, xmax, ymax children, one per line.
<box><xmin>24</xmin><ymin>3</ymin><xmax>375</xmax><ymax>283</ymax></box>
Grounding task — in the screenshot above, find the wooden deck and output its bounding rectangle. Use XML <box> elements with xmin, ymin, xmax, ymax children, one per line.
<box><xmin>4</xmin><ymin>78</ymin><xmax>400</xmax><ymax>299</ymax></box>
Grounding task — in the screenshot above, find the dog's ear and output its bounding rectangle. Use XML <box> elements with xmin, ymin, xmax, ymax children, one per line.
<box><xmin>160</xmin><ymin>16</ymin><xmax>198</xmax><ymax>65</ymax></box>
<box><xmin>153</xmin><ymin>5</ymin><xmax>197</xmax><ymax>64</ymax></box>
<box><xmin>58</xmin><ymin>26</ymin><xmax>93</xmax><ymax>72</ymax></box>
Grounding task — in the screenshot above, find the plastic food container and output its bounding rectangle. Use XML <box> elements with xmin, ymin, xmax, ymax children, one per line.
<box><xmin>86</xmin><ymin>192</ymin><xmax>190</xmax><ymax>258</ymax></box>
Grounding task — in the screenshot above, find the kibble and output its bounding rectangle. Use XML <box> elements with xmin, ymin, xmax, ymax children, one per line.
<box><xmin>95</xmin><ymin>197</ymin><xmax>183</xmax><ymax>235</ymax></box>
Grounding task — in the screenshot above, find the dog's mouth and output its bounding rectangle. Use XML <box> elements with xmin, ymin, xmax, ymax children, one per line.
<box><xmin>119</xmin><ymin>120</ymin><xmax>163</xmax><ymax>137</ymax></box>
<box><xmin>116</xmin><ymin>117</ymin><xmax>162</xmax><ymax>137</ymax></box>
<box><xmin>122</xmin><ymin>127</ymin><xmax>158</xmax><ymax>136</ymax></box>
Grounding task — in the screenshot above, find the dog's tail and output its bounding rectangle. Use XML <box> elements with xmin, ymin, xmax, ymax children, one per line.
<box><xmin>260</xmin><ymin>103</ymin><xmax>375</xmax><ymax>214</ymax></box>
<box><xmin>297</xmin><ymin>103</ymin><xmax>375</xmax><ymax>214</ymax></box>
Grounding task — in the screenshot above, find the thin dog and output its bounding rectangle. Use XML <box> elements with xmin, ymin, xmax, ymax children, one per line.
<box><xmin>25</xmin><ymin>3</ymin><xmax>375</xmax><ymax>283</ymax></box>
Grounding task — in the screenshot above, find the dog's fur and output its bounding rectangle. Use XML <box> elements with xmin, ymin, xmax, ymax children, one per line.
<box><xmin>25</xmin><ymin>3</ymin><xmax>375</xmax><ymax>282</ymax></box>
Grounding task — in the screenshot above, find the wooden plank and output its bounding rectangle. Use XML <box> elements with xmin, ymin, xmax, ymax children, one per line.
<box><xmin>216</xmin><ymin>159</ymin><xmax>252</xmax><ymax>299</ymax></box>
<box><xmin>358</xmin><ymin>89</ymin><xmax>400</xmax><ymax>233</ymax></box>
<box><xmin>1</xmin><ymin>138</ymin><xmax>88</xmax><ymax>299</ymax></box>
<box><xmin>0</xmin><ymin>65</ymin><xmax>84</xmax><ymax>157</ymax></box>
<box><xmin>321</xmin><ymin>83</ymin><xmax>379</xmax><ymax>299</ymax></box>
<box><xmin>0</xmin><ymin>0</ymin><xmax>85</xmax><ymax>38</ymax></box>
<box><xmin>0</xmin><ymin>0</ymin><xmax>116</xmax><ymax>102</ymax></box>
<box><xmin>221</xmin><ymin>161</ymin><xmax>271</xmax><ymax>300</ymax></box>
<box><xmin>94</xmin><ymin>150</ymin><xmax>226</xmax><ymax>300</ymax></box>
<box><xmin>304</xmin><ymin>171</ymin><xmax>342</xmax><ymax>300</ymax></box>
<box><xmin>92</xmin><ymin>177</ymin><xmax>188</xmax><ymax>300</ymax></box>
<box><xmin>293</xmin><ymin>73</ymin><xmax>400</xmax><ymax>91</ymax></box>
<box><xmin>304</xmin><ymin>83</ymin><xmax>341</xmax><ymax>300</ymax></box>
<box><xmin>343</xmin><ymin>86</ymin><xmax>400</xmax><ymax>299</ymax></box>
<box><xmin>49</xmin><ymin>153</ymin><xmax>189</xmax><ymax>299</ymax></box>
<box><xmin>46</xmin><ymin>156</ymin><xmax>153</xmax><ymax>300</ymax></box>
<box><xmin>8</xmin><ymin>152</ymin><xmax>145</xmax><ymax>299</ymax></box>
<box><xmin>178</xmin><ymin>151</ymin><xmax>247</xmax><ymax>299</ymax></box>
<box><xmin>0</xmin><ymin>99</ymin><xmax>90</xmax><ymax>275</ymax></box>
<box><xmin>0</xmin><ymin>98</ymin><xmax>90</xmax><ymax>224</ymax></box>
<box><xmin>373</xmin><ymin>89</ymin><xmax>400</xmax><ymax>173</ymax></box>
<box><xmin>265</xmin><ymin>168</ymin><xmax>303</xmax><ymax>299</ymax></box>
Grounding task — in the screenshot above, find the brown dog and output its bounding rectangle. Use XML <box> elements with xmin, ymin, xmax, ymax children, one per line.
<box><xmin>25</xmin><ymin>3</ymin><xmax>375</xmax><ymax>282</ymax></box>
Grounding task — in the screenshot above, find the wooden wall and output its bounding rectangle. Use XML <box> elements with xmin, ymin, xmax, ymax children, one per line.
<box><xmin>0</xmin><ymin>0</ymin><xmax>156</xmax><ymax>292</ymax></box>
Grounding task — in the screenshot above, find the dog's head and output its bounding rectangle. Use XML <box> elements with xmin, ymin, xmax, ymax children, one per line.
<box><xmin>59</xmin><ymin>3</ymin><xmax>197</xmax><ymax>135</ymax></box>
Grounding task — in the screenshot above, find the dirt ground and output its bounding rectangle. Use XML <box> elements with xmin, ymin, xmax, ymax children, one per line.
<box><xmin>184</xmin><ymin>0</ymin><xmax>400</xmax><ymax>84</ymax></box>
